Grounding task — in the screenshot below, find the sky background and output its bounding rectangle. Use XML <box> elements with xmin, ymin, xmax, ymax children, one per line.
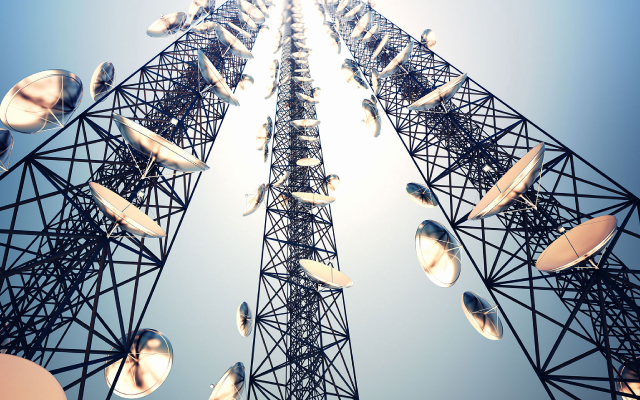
<box><xmin>2</xmin><ymin>0</ymin><xmax>640</xmax><ymax>399</ymax></box>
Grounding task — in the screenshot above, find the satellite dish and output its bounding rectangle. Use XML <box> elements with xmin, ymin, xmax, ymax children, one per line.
<box><xmin>204</xmin><ymin>0</ymin><xmax>216</xmax><ymax>12</ymax></box>
<box><xmin>336</xmin><ymin>0</ymin><xmax>350</xmax><ymax>15</ymax></box>
<box><xmin>269</xmin><ymin>59</ymin><xmax>279</xmax><ymax>78</ymax></box>
<box><xmin>371</xmin><ymin>70</ymin><xmax>380</xmax><ymax>95</ymax></box>
<box><xmin>347</xmin><ymin>58</ymin><xmax>360</xmax><ymax>71</ymax></box>
<box><xmin>215</xmin><ymin>24</ymin><xmax>254</xmax><ymax>59</ymax></box>
<box><xmin>0</xmin><ymin>354</ymin><xmax>66</xmax><ymax>400</ymax></box>
<box><xmin>362</xmin><ymin>24</ymin><xmax>378</xmax><ymax>42</ymax></box>
<box><xmin>536</xmin><ymin>215</ymin><xmax>617</xmax><ymax>273</ymax></box>
<box><xmin>256</xmin><ymin>123</ymin><xmax>269</xmax><ymax>150</ymax></box>
<box><xmin>113</xmin><ymin>113</ymin><xmax>209</xmax><ymax>173</ymax></box>
<box><xmin>292</xmin><ymin>51</ymin><xmax>309</xmax><ymax>59</ymax></box>
<box><xmin>0</xmin><ymin>130</ymin><xmax>13</xmax><ymax>173</ymax></box>
<box><xmin>273</xmin><ymin>31</ymin><xmax>282</xmax><ymax>53</ymax></box>
<box><xmin>350</xmin><ymin>11</ymin><xmax>371</xmax><ymax>39</ymax></box>
<box><xmin>89</xmin><ymin>182</ymin><xmax>166</xmax><ymax>238</ymax></box>
<box><xmin>379</xmin><ymin>41</ymin><xmax>413</xmax><ymax>78</ymax></box>
<box><xmin>461</xmin><ymin>292</ymin><xmax>503</xmax><ymax>340</ymax></box>
<box><xmin>326</xmin><ymin>174</ymin><xmax>340</xmax><ymax>191</ymax></box>
<box><xmin>259</xmin><ymin>25</ymin><xmax>270</xmax><ymax>33</ymax></box>
<box><xmin>342</xmin><ymin>60</ymin><xmax>366</xmax><ymax>88</ymax></box>
<box><xmin>421</xmin><ymin>29</ymin><xmax>437</xmax><ymax>50</ymax></box>
<box><xmin>468</xmin><ymin>143</ymin><xmax>545</xmax><ymax>220</ymax></box>
<box><xmin>312</xmin><ymin>87</ymin><xmax>321</xmax><ymax>98</ymax></box>
<box><xmin>238</xmin><ymin>0</ymin><xmax>266</xmax><ymax>23</ymax></box>
<box><xmin>254</xmin><ymin>0</ymin><xmax>269</xmax><ymax>15</ymax></box>
<box><xmin>617</xmin><ymin>359</ymin><xmax>640</xmax><ymax>400</ymax></box>
<box><xmin>295</xmin><ymin>92</ymin><xmax>319</xmax><ymax>104</ymax></box>
<box><xmin>406</xmin><ymin>183</ymin><xmax>438</xmax><ymax>208</ymax></box>
<box><xmin>328</xmin><ymin>32</ymin><xmax>342</xmax><ymax>54</ymax></box>
<box><xmin>372</xmin><ymin>34</ymin><xmax>389</xmax><ymax>58</ymax></box>
<box><xmin>352</xmin><ymin>74</ymin><xmax>368</xmax><ymax>90</ymax></box>
<box><xmin>198</xmin><ymin>49</ymin><xmax>241</xmax><ymax>106</ymax></box>
<box><xmin>292</xmin><ymin>22</ymin><xmax>305</xmax><ymax>30</ymax></box>
<box><xmin>90</xmin><ymin>62</ymin><xmax>116</xmax><ymax>101</ymax></box>
<box><xmin>209</xmin><ymin>363</ymin><xmax>245</xmax><ymax>400</ymax></box>
<box><xmin>273</xmin><ymin>171</ymin><xmax>290</xmax><ymax>187</ymax></box>
<box><xmin>263</xmin><ymin>143</ymin><xmax>269</xmax><ymax>162</ymax></box>
<box><xmin>293</xmin><ymin>76</ymin><xmax>313</xmax><ymax>83</ymax></box>
<box><xmin>0</xmin><ymin>70</ymin><xmax>83</xmax><ymax>134</ymax></box>
<box><xmin>290</xmin><ymin>119</ymin><xmax>320</xmax><ymax>129</ymax></box>
<box><xmin>238</xmin><ymin>74</ymin><xmax>254</xmax><ymax>90</ymax></box>
<box><xmin>293</xmin><ymin>33</ymin><xmax>306</xmax><ymax>41</ymax></box>
<box><xmin>408</xmin><ymin>73</ymin><xmax>468</xmax><ymax>112</ymax></box>
<box><xmin>323</xmin><ymin>21</ymin><xmax>336</xmax><ymax>34</ymax></box>
<box><xmin>185</xmin><ymin>0</ymin><xmax>205</xmax><ymax>26</ymax></box>
<box><xmin>104</xmin><ymin>329</ymin><xmax>173</xmax><ymax>398</ymax></box>
<box><xmin>415</xmin><ymin>220</ymin><xmax>461</xmax><ymax>288</ymax></box>
<box><xmin>292</xmin><ymin>192</ymin><xmax>335</xmax><ymax>207</ymax></box>
<box><xmin>298</xmin><ymin>135</ymin><xmax>319</xmax><ymax>142</ymax></box>
<box><xmin>299</xmin><ymin>259</ymin><xmax>353</xmax><ymax>289</ymax></box>
<box><xmin>265</xmin><ymin>78</ymin><xmax>278</xmax><ymax>99</ymax></box>
<box><xmin>146</xmin><ymin>12</ymin><xmax>187</xmax><ymax>38</ymax></box>
<box><xmin>228</xmin><ymin>22</ymin><xmax>251</xmax><ymax>38</ymax></box>
<box><xmin>362</xmin><ymin>99</ymin><xmax>381</xmax><ymax>137</ymax></box>
<box><xmin>343</xmin><ymin>4</ymin><xmax>364</xmax><ymax>21</ymax></box>
<box><xmin>296</xmin><ymin>157</ymin><xmax>321</xmax><ymax>167</ymax></box>
<box><xmin>191</xmin><ymin>21</ymin><xmax>214</xmax><ymax>33</ymax></box>
<box><xmin>236</xmin><ymin>302</ymin><xmax>253</xmax><ymax>337</ymax></box>
<box><xmin>239</xmin><ymin>11</ymin><xmax>259</xmax><ymax>30</ymax></box>
<box><xmin>243</xmin><ymin>184</ymin><xmax>267</xmax><ymax>216</ymax></box>
<box><xmin>294</xmin><ymin>68</ymin><xmax>309</xmax><ymax>73</ymax></box>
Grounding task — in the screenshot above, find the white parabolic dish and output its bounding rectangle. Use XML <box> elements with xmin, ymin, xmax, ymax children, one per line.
<box><xmin>291</xmin><ymin>192</ymin><xmax>335</xmax><ymax>207</ymax></box>
<box><xmin>113</xmin><ymin>113</ymin><xmax>209</xmax><ymax>172</ymax></box>
<box><xmin>89</xmin><ymin>182</ymin><xmax>166</xmax><ymax>238</ymax></box>
<box><xmin>209</xmin><ymin>362</ymin><xmax>245</xmax><ymax>400</ymax></box>
<box><xmin>299</xmin><ymin>259</ymin><xmax>353</xmax><ymax>289</ymax></box>
<box><xmin>536</xmin><ymin>215</ymin><xmax>617</xmax><ymax>272</ymax></box>
<box><xmin>468</xmin><ymin>142</ymin><xmax>545</xmax><ymax>220</ymax></box>
<box><xmin>0</xmin><ymin>354</ymin><xmax>66</xmax><ymax>400</ymax></box>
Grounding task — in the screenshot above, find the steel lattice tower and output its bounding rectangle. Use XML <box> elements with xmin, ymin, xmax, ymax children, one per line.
<box><xmin>247</xmin><ymin>2</ymin><xmax>359</xmax><ymax>399</ymax></box>
<box><xmin>321</xmin><ymin>1</ymin><xmax>640</xmax><ymax>399</ymax></box>
<box><xmin>0</xmin><ymin>2</ymin><xmax>260</xmax><ymax>398</ymax></box>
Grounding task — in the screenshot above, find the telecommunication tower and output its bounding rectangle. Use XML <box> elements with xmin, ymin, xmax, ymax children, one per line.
<box><xmin>322</xmin><ymin>0</ymin><xmax>640</xmax><ymax>398</ymax></box>
<box><xmin>0</xmin><ymin>1</ymin><xmax>260</xmax><ymax>398</ymax></box>
<box><xmin>247</xmin><ymin>1</ymin><xmax>359</xmax><ymax>399</ymax></box>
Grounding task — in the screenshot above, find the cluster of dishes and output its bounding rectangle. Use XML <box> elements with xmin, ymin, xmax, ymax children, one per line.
<box><xmin>407</xmin><ymin>142</ymin><xmax>619</xmax><ymax>344</ymax></box>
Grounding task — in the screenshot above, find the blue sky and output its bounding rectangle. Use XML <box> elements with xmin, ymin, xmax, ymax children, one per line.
<box><xmin>1</xmin><ymin>0</ymin><xmax>640</xmax><ymax>398</ymax></box>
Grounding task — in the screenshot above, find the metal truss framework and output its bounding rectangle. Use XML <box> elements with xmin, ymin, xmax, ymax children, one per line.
<box><xmin>322</xmin><ymin>1</ymin><xmax>640</xmax><ymax>399</ymax></box>
<box><xmin>0</xmin><ymin>3</ymin><xmax>260</xmax><ymax>398</ymax></box>
<box><xmin>247</xmin><ymin>3</ymin><xmax>359</xmax><ymax>400</ymax></box>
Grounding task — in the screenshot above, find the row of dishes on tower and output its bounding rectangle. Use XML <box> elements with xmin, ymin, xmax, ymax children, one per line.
<box><xmin>0</xmin><ymin>0</ymin><xmax>278</xmax><ymax>399</ymax></box>
<box><xmin>319</xmin><ymin>0</ymin><xmax>504</xmax><ymax>340</ymax></box>
<box><xmin>317</xmin><ymin>0</ymin><xmax>620</xmax><ymax>345</ymax></box>
<box><xmin>243</xmin><ymin>0</ymin><xmax>354</xmax><ymax>296</ymax></box>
